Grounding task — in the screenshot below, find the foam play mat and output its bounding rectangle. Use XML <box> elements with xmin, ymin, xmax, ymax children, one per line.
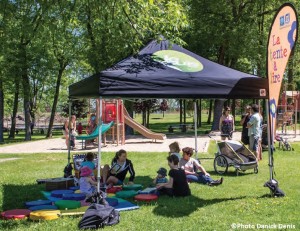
<box><xmin>106</xmin><ymin>186</ymin><xmax>122</xmax><ymax>194</ymax></box>
<box><xmin>1</xmin><ymin>209</ymin><xmax>31</xmax><ymax>220</ymax></box>
<box><xmin>55</xmin><ymin>200</ymin><xmax>81</xmax><ymax>210</ymax></box>
<box><xmin>62</xmin><ymin>193</ymin><xmax>86</xmax><ymax>201</ymax></box>
<box><xmin>25</xmin><ymin>199</ymin><xmax>52</xmax><ymax>208</ymax></box>
<box><xmin>115</xmin><ymin>190</ymin><xmax>138</xmax><ymax>199</ymax></box>
<box><xmin>134</xmin><ymin>194</ymin><xmax>158</xmax><ymax>202</ymax></box>
<box><xmin>60</xmin><ymin>206</ymin><xmax>89</xmax><ymax>216</ymax></box>
<box><xmin>30</xmin><ymin>210</ymin><xmax>61</xmax><ymax>220</ymax></box>
<box><xmin>51</xmin><ymin>189</ymin><xmax>74</xmax><ymax>198</ymax></box>
<box><xmin>41</xmin><ymin>191</ymin><xmax>62</xmax><ymax>202</ymax></box>
<box><xmin>122</xmin><ymin>184</ymin><xmax>143</xmax><ymax>191</ymax></box>
<box><xmin>28</xmin><ymin>205</ymin><xmax>58</xmax><ymax>211</ymax></box>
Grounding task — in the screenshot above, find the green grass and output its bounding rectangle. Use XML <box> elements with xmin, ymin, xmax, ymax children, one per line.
<box><xmin>0</xmin><ymin>142</ymin><xmax>299</xmax><ymax>231</ymax></box>
<box><xmin>0</xmin><ymin>130</ymin><xmax>63</xmax><ymax>146</ymax></box>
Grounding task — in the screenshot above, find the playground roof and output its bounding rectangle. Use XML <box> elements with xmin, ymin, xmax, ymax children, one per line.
<box><xmin>69</xmin><ymin>39</ymin><xmax>268</xmax><ymax>99</ymax></box>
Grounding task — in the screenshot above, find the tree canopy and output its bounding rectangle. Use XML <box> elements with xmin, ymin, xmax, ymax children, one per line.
<box><xmin>0</xmin><ymin>0</ymin><xmax>299</xmax><ymax>141</ymax></box>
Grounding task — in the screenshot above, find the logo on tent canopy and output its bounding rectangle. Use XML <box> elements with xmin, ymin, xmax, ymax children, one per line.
<box><xmin>152</xmin><ymin>50</ymin><xmax>203</xmax><ymax>72</ymax></box>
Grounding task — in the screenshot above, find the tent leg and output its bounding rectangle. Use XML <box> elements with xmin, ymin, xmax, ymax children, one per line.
<box><xmin>97</xmin><ymin>97</ymin><xmax>103</xmax><ymax>194</ymax></box>
<box><xmin>266</xmin><ymin>99</ymin><xmax>274</xmax><ymax>180</ymax></box>
<box><xmin>194</xmin><ymin>100</ymin><xmax>198</xmax><ymax>159</ymax></box>
<box><xmin>67</xmin><ymin>100</ymin><xmax>72</xmax><ymax>164</ymax></box>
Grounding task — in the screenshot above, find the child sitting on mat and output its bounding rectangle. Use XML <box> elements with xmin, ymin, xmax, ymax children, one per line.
<box><xmin>153</xmin><ymin>167</ymin><xmax>168</xmax><ymax>185</ymax></box>
<box><xmin>79</xmin><ymin>166</ymin><xmax>97</xmax><ymax>197</ymax></box>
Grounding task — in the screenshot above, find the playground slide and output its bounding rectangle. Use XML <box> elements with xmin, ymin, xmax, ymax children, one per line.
<box><xmin>123</xmin><ymin>108</ymin><xmax>166</xmax><ymax>141</ymax></box>
<box><xmin>76</xmin><ymin>121</ymin><xmax>114</xmax><ymax>141</ymax></box>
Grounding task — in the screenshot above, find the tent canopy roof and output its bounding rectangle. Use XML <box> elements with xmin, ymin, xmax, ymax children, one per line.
<box><xmin>69</xmin><ymin>39</ymin><xmax>268</xmax><ymax>99</ymax></box>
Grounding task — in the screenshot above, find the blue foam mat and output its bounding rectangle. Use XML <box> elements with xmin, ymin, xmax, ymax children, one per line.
<box><xmin>41</xmin><ymin>191</ymin><xmax>139</xmax><ymax>212</ymax></box>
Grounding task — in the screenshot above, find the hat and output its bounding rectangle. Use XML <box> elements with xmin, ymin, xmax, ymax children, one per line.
<box><xmin>157</xmin><ymin>167</ymin><xmax>167</xmax><ymax>177</ymax></box>
<box><xmin>80</xmin><ymin>166</ymin><xmax>93</xmax><ymax>177</ymax></box>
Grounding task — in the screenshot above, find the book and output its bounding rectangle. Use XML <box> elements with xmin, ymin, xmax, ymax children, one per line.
<box><xmin>110</xmin><ymin>163</ymin><xmax>122</xmax><ymax>174</ymax></box>
<box><xmin>138</xmin><ymin>187</ymin><xmax>157</xmax><ymax>194</ymax></box>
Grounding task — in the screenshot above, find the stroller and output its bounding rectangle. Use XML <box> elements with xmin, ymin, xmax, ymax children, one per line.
<box><xmin>209</xmin><ymin>135</ymin><xmax>258</xmax><ymax>176</ymax></box>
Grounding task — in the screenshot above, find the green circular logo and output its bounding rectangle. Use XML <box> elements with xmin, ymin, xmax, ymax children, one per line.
<box><xmin>271</xmin><ymin>103</ymin><xmax>276</xmax><ymax>114</ymax></box>
<box><xmin>152</xmin><ymin>50</ymin><xmax>203</xmax><ymax>72</ymax></box>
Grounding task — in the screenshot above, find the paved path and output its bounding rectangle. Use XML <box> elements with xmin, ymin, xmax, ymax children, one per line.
<box><xmin>0</xmin><ymin>130</ymin><xmax>298</xmax><ymax>154</ymax></box>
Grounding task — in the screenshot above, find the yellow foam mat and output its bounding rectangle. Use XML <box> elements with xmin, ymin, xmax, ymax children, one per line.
<box><xmin>30</xmin><ymin>210</ymin><xmax>61</xmax><ymax>220</ymax></box>
<box><xmin>60</xmin><ymin>206</ymin><xmax>89</xmax><ymax>216</ymax></box>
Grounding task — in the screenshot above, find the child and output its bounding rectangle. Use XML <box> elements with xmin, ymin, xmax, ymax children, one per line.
<box><xmin>77</xmin><ymin>122</ymin><xmax>83</xmax><ymax>135</ymax></box>
<box><xmin>156</xmin><ymin>155</ymin><xmax>191</xmax><ymax>197</ymax></box>
<box><xmin>153</xmin><ymin>167</ymin><xmax>168</xmax><ymax>185</ymax></box>
<box><xmin>80</xmin><ymin>152</ymin><xmax>96</xmax><ymax>179</ymax></box>
<box><xmin>169</xmin><ymin>141</ymin><xmax>181</xmax><ymax>160</ymax></box>
<box><xmin>79</xmin><ymin>166</ymin><xmax>97</xmax><ymax>197</ymax></box>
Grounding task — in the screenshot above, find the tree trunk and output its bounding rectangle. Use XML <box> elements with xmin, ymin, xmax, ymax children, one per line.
<box><xmin>146</xmin><ymin>108</ymin><xmax>150</xmax><ymax>128</ymax></box>
<box><xmin>198</xmin><ymin>99</ymin><xmax>201</xmax><ymax>127</ymax></box>
<box><xmin>183</xmin><ymin>100</ymin><xmax>186</xmax><ymax>124</ymax></box>
<box><xmin>124</xmin><ymin>101</ymin><xmax>134</xmax><ymax>135</ymax></box>
<box><xmin>179</xmin><ymin>99</ymin><xmax>182</xmax><ymax>124</ymax></box>
<box><xmin>211</xmin><ymin>99</ymin><xmax>226</xmax><ymax>131</ymax></box>
<box><xmin>0</xmin><ymin>79</ymin><xmax>4</xmax><ymax>143</ymax></box>
<box><xmin>47</xmin><ymin>62</ymin><xmax>66</xmax><ymax>138</ymax></box>
<box><xmin>207</xmin><ymin>100</ymin><xmax>213</xmax><ymax>124</ymax></box>
<box><xmin>20</xmin><ymin>44</ymin><xmax>32</xmax><ymax>141</ymax></box>
<box><xmin>9</xmin><ymin>79</ymin><xmax>19</xmax><ymax>139</ymax></box>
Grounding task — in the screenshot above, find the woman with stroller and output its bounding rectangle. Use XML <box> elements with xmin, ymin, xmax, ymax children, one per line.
<box><xmin>179</xmin><ymin>147</ymin><xmax>223</xmax><ymax>186</ymax></box>
<box><xmin>219</xmin><ymin>106</ymin><xmax>234</xmax><ymax>140</ymax></box>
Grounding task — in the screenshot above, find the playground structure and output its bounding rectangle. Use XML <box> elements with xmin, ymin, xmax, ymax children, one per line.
<box><xmin>277</xmin><ymin>91</ymin><xmax>299</xmax><ymax>137</ymax></box>
<box><xmin>77</xmin><ymin>99</ymin><xmax>166</xmax><ymax>148</ymax></box>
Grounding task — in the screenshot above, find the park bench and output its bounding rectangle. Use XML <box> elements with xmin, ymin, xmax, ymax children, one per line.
<box><xmin>168</xmin><ymin>124</ymin><xmax>194</xmax><ymax>133</ymax></box>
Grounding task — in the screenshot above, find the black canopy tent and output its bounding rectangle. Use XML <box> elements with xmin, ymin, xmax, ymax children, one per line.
<box><xmin>68</xmin><ymin>38</ymin><xmax>269</xmax><ymax>193</ymax></box>
<box><xmin>69</xmin><ymin>39</ymin><xmax>268</xmax><ymax>99</ymax></box>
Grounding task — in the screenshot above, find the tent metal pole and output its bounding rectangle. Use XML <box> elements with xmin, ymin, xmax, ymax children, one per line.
<box><xmin>67</xmin><ymin>99</ymin><xmax>71</xmax><ymax>164</ymax></box>
<box><xmin>266</xmin><ymin>99</ymin><xmax>273</xmax><ymax>180</ymax></box>
<box><xmin>97</xmin><ymin>97</ymin><xmax>103</xmax><ymax>193</ymax></box>
<box><xmin>194</xmin><ymin>100</ymin><xmax>198</xmax><ymax>159</ymax></box>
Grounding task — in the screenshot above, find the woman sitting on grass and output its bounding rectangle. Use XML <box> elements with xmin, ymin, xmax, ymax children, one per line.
<box><xmin>156</xmin><ymin>155</ymin><xmax>191</xmax><ymax>197</ymax></box>
<box><xmin>179</xmin><ymin>147</ymin><xmax>223</xmax><ymax>186</ymax></box>
<box><xmin>102</xmin><ymin>149</ymin><xmax>135</xmax><ymax>188</ymax></box>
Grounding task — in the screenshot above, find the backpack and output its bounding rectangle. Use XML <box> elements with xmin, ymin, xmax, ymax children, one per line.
<box><xmin>78</xmin><ymin>203</ymin><xmax>120</xmax><ymax>229</ymax></box>
<box><xmin>264</xmin><ymin>179</ymin><xmax>285</xmax><ymax>197</ymax></box>
<box><xmin>63</xmin><ymin>163</ymin><xmax>73</xmax><ymax>178</ymax></box>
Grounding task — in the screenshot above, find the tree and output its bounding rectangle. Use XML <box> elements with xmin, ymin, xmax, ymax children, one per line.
<box><xmin>61</xmin><ymin>99</ymin><xmax>89</xmax><ymax>120</ymax></box>
<box><xmin>160</xmin><ymin>99</ymin><xmax>168</xmax><ymax>118</ymax></box>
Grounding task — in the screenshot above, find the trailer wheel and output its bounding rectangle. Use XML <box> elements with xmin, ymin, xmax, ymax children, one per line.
<box><xmin>214</xmin><ymin>155</ymin><xmax>228</xmax><ymax>174</ymax></box>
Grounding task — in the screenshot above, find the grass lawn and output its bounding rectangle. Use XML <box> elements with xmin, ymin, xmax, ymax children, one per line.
<box><xmin>0</xmin><ymin>141</ymin><xmax>299</xmax><ymax>231</ymax></box>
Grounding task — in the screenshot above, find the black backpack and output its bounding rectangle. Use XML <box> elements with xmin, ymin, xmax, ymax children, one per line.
<box><xmin>264</xmin><ymin>179</ymin><xmax>285</xmax><ymax>197</ymax></box>
<box><xmin>78</xmin><ymin>203</ymin><xmax>120</xmax><ymax>229</ymax></box>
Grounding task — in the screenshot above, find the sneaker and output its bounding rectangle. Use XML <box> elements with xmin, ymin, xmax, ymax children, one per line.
<box><xmin>208</xmin><ymin>177</ymin><xmax>223</xmax><ymax>186</ymax></box>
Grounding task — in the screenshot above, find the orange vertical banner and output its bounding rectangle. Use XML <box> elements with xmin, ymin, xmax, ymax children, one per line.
<box><xmin>267</xmin><ymin>3</ymin><xmax>298</xmax><ymax>140</ymax></box>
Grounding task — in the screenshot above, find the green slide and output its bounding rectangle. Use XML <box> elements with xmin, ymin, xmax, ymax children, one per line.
<box><xmin>76</xmin><ymin>121</ymin><xmax>114</xmax><ymax>149</ymax></box>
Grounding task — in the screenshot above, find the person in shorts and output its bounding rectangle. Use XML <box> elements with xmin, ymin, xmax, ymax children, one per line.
<box><xmin>247</xmin><ymin>104</ymin><xmax>262</xmax><ymax>160</ymax></box>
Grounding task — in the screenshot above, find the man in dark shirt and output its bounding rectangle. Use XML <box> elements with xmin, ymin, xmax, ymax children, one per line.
<box><xmin>156</xmin><ymin>155</ymin><xmax>191</xmax><ymax>197</ymax></box>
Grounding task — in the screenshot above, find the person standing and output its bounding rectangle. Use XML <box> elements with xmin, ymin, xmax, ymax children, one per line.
<box><xmin>240</xmin><ymin>105</ymin><xmax>251</xmax><ymax>145</ymax></box>
<box><xmin>62</xmin><ymin>115</ymin><xmax>77</xmax><ymax>149</ymax></box>
<box><xmin>247</xmin><ymin>104</ymin><xmax>262</xmax><ymax>160</ymax></box>
<box><xmin>219</xmin><ymin>106</ymin><xmax>235</xmax><ymax>140</ymax></box>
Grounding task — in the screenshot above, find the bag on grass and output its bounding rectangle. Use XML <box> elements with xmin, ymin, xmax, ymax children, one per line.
<box><xmin>264</xmin><ymin>179</ymin><xmax>285</xmax><ymax>197</ymax></box>
<box><xmin>63</xmin><ymin>163</ymin><xmax>73</xmax><ymax>178</ymax></box>
<box><xmin>78</xmin><ymin>203</ymin><xmax>120</xmax><ymax>229</ymax></box>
